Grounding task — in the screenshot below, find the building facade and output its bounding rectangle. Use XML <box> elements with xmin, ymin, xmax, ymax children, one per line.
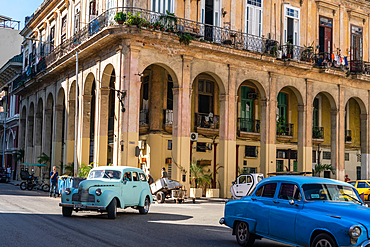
<box><xmin>15</xmin><ymin>0</ymin><xmax>370</xmax><ymax>197</ymax></box>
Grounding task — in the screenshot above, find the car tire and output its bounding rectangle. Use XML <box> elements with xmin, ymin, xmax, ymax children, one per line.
<box><xmin>311</xmin><ymin>233</ymin><xmax>338</xmax><ymax>247</ymax></box>
<box><xmin>42</xmin><ymin>184</ymin><xmax>50</xmax><ymax>192</ymax></box>
<box><xmin>20</xmin><ymin>182</ymin><xmax>27</xmax><ymax>190</ymax></box>
<box><xmin>62</xmin><ymin>207</ymin><xmax>73</xmax><ymax>217</ymax></box>
<box><xmin>139</xmin><ymin>196</ymin><xmax>150</xmax><ymax>214</ymax></box>
<box><xmin>235</xmin><ymin>221</ymin><xmax>255</xmax><ymax>247</ymax></box>
<box><xmin>156</xmin><ymin>192</ymin><xmax>165</xmax><ymax>204</ymax></box>
<box><xmin>107</xmin><ymin>198</ymin><xmax>117</xmax><ymax>219</ymax></box>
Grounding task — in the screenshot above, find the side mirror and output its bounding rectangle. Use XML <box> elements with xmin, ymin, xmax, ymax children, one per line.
<box><xmin>289</xmin><ymin>199</ymin><xmax>295</xmax><ymax>205</ymax></box>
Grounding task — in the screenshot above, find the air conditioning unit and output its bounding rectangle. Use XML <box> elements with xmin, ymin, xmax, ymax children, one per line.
<box><xmin>138</xmin><ymin>140</ymin><xmax>145</xmax><ymax>150</ymax></box>
<box><xmin>247</xmin><ymin>93</ymin><xmax>258</xmax><ymax>100</ymax></box>
<box><xmin>190</xmin><ymin>132</ymin><xmax>198</xmax><ymax>142</ymax></box>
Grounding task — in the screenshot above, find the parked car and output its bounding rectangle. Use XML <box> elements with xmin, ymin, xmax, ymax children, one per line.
<box><xmin>0</xmin><ymin>168</ymin><xmax>8</xmax><ymax>183</ymax></box>
<box><xmin>348</xmin><ymin>181</ymin><xmax>370</xmax><ymax>201</ymax></box>
<box><xmin>231</xmin><ymin>173</ymin><xmax>264</xmax><ymax>199</ymax></box>
<box><xmin>220</xmin><ymin>176</ymin><xmax>370</xmax><ymax>247</ymax></box>
<box><xmin>59</xmin><ymin>166</ymin><xmax>153</xmax><ymax>219</ymax></box>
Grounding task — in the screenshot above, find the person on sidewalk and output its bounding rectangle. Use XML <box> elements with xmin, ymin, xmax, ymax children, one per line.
<box><xmin>148</xmin><ymin>174</ymin><xmax>154</xmax><ymax>185</ymax></box>
<box><xmin>345</xmin><ymin>175</ymin><xmax>350</xmax><ymax>182</ymax></box>
<box><xmin>161</xmin><ymin>167</ymin><xmax>168</xmax><ymax>178</ymax></box>
<box><xmin>49</xmin><ymin>166</ymin><xmax>58</xmax><ymax>198</ymax></box>
<box><xmin>6</xmin><ymin>166</ymin><xmax>11</xmax><ymax>182</ymax></box>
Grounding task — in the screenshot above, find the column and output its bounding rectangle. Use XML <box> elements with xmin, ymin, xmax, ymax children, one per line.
<box><xmin>360</xmin><ymin>114</ymin><xmax>369</xmax><ymax>179</ymax></box>
<box><xmin>219</xmin><ymin>65</ymin><xmax>237</xmax><ymax>198</ymax></box>
<box><xmin>79</xmin><ymin>95</ymin><xmax>92</xmax><ymax>166</ymax></box>
<box><xmin>172</xmin><ymin>55</ymin><xmax>192</xmax><ymax>192</ymax></box>
<box><xmin>260</xmin><ymin>72</ymin><xmax>277</xmax><ymax>176</ymax></box>
<box><xmin>120</xmin><ymin>46</ymin><xmax>141</xmax><ymax>167</ymax></box>
<box><xmin>331</xmin><ymin>110</ymin><xmax>338</xmax><ymax>177</ymax></box>
<box><xmin>337</xmin><ymin>85</ymin><xmax>346</xmax><ymax>180</ymax></box>
<box><xmin>52</xmin><ymin>105</ymin><xmax>64</xmax><ymax>171</ymax></box>
<box><xmin>95</xmin><ymin>88</ymin><xmax>110</xmax><ymax>165</ymax></box>
<box><xmin>66</xmin><ymin>100</ymin><xmax>75</xmax><ymax>165</ymax></box>
<box><xmin>34</xmin><ymin>112</ymin><xmax>43</xmax><ymax>159</ymax></box>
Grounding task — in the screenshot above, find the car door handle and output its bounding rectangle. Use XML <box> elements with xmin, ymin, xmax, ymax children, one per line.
<box><xmin>273</xmin><ymin>200</ymin><xmax>279</xmax><ymax>204</ymax></box>
<box><xmin>251</xmin><ymin>198</ymin><xmax>257</xmax><ymax>201</ymax></box>
<box><xmin>133</xmin><ymin>186</ymin><xmax>137</xmax><ymax>188</ymax></box>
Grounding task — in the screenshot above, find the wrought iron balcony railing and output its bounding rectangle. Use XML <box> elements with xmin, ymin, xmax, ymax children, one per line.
<box><xmin>163</xmin><ymin>109</ymin><xmax>173</xmax><ymax>125</ymax></box>
<box><xmin>314</xmin><ymin>52</ymin><xmax>348</xmax><ymax>70</ymax></box>
<box><xmin>195</xmin><ymin>113</ymin><xmax>219</xmax><ymax>130</ymax></box>
<box><xmin>280</xmin><ymin>44</ymin><xmax>313</xmax><ymax>62</ymax></box>
<box><xmin>238</xmin><ymin>118</ymin><xmax>260</xmax><ymax>134</ymax></box>
<box><xmin>350</xmin><ymin>60</ymin><xmax>370</xmax><ymax>75</ymax></box>
<box><xmin>312</xmin><ymin>126</ymin><xmax>324</xmax><ymax>139</ymax></box>
<box><xmin>345</xmin><ymin>129</ymin><xmax>352</xmax><ymax>143</ymax></box>
<box><xmin>277</xmin><ymin>123</ymin><xmax>294</xmax><ymax>137</ymax></box>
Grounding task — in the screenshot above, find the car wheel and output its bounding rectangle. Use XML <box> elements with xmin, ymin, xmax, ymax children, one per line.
<box><xmin>156</xmin><ymin>192</ymin><xmax>165</xmax><ymax>204</ymax></box>
<box><xmin>311</xmin><ymin>233</ymin><xmax>338</xmax><ymax>247</ymax></box>
<box><xmin>20</xmin><ymin>182</ymin><xmax>27</xmax><ymax>190</ymax></box>
<box><xmin>62</xmin><ymin>207</ymin><xmax>73</xmax><ymax>217</ymax></box>
<box><xmin>235</xmin><ymin>221</ymin><xmax>255</xmax><ymax>247</ymax></box>
<box><xmin>42</xmin><ymin>184</ymin><xmax>50</xmax><ymax>192</ymax></box>
<box><xmin>107</xmin><ymin>198</ymin><xmax>117</xmax><ymax>219</ymax></box>
<box><xmin>139</xmin><ymin>196</ymin><xmax>150</xmax><ymax>214</ymax></box>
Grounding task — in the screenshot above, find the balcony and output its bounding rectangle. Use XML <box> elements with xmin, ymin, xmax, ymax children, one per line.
<box><xmin>195</xmin><ymin>113</ymin><xmax>219</xmax><ymax>133</ymax></box>
<box><xmin>345</xmin><ymin>129</ymin><xmax>352</xmax><ymax>143</ymax></box>
<box><xmin>276</xmin><ymin>123</ymin><xmax>294</xmax><ymax>140</ymax></box>
<box><xmin>163</xmin><ymin>109</ymin><xmax>173</xmax><ymax>132</ymax></box>
<box><xmin>350</xmin><ymin>60</ymin><xmax>370</xmax><ymax>75</ymax></box>
<box><xmin>280</xmin><ymin>44</ymin><xmax>312</xmax><ymax>61</ymax></box>
<box><xmin>238</xmin><ymin>118</ymin><xmax>260</xmax><ymax>139</ymax></box>
<box><xmin>312</xmin><ymin>126</ymin><xmax>324</xmax><ymax>143</ymax></box>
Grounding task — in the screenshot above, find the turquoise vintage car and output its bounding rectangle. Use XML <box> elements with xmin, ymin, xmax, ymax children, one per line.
<box><xmin>59</xmin><ymin>166</ymin><xmax>152</xmax><ymax>219</ymax></box>
<box><xmin>220</xmin><ymin>176</ymin><xmax>370</xmax><ymax>247</ymax></box>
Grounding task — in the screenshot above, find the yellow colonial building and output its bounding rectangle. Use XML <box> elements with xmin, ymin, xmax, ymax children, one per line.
<box><xmin>15</xmin><ymin>0</ymin><xmax>370</xmax><ymax>197</ymax></box>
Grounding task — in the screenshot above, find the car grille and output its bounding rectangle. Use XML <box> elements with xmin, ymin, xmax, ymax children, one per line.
<box><xmin>72</xmin><ymin>189</ymin><xmax>95</xmax><ymax>202</ymax></box>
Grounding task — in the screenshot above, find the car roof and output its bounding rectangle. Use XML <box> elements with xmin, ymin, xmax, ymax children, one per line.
<box><xmin>91</xmin><ymin>166</ymin><xmax>144</xmax><ymax>172</ymax></box>
<box><xmin>261</xmin><ymin>175</ymin><xmax>351</xmax><ymax>187</ymax></box>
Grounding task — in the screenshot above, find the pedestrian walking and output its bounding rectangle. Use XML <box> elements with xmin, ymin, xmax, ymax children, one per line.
<box><xmin>161</xmin><ymin>167</ymin><xmax>168</xmax><ymax>178</ymax></box>
<box><xmin>345</xmin><ymin>175</ymin><xmax>350</xmax><ymax>182</ymax></box>
<box><xmin>148</xmin><ymin>174</ymin><xmax>154</xmax><ymax>185</ymax></box>
<box><xmin>50</xmin><ymin>166</ymin><xmax>58</xmax><ymax>197</ymax></box>
<box><xmin>6</xmin><ymin>166</ymin><xmax>11</xmax><ymax>182</ymax></box>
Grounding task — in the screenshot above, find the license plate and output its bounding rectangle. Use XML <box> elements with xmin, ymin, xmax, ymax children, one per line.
<box><xmin>74</xmin><ymin>204</ymin><xmax>87</xmax><ymax>209</ymax></box>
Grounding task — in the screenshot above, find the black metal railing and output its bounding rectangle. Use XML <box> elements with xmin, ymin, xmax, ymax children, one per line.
<box><xmin>238</xmin><ymin>118</ymin><xmax>260</xmax><ymax>133</ymax></box>
<box><xmin>195</xmin><ymin>113</ymin><xmax>219</xmax><ymax>129</ymax></box>
<box><xmin>139</xmin><ymin>109</ymin><xmax>149</xmax><ymax>126</ymax></box>
<box><xmin>276</xmin><ymin>123</ymin><xmax>294</xmax><ymax>136</ymax></box>
<box><xmin>314</xmin><ymin>52</ymin><xmax>348</xmax><ymax>70</ymax></box>
<box><xmin>44</xmin><ymin>7</ymin><xmax>279</xmax><ymax>67</ymax></box>
<box><xmin>280</xmin><ymin>44</ymin><xmax>313</xmax><ymax>61</ymax></box>
<box><xmin>12</xmin><ymin>73</ymin><xmax>27</xmax><ymax>91</ymax></box>
<box><xmin>312</xmin><ymin>126</ymin><xmax>324</xmax><ymax>139</ymax></box>
<box><xmin>163</xmin><ymin>109</ymin><xmax>173</xmax><ymax>125</ymax></box>
<box><xmin>350</xmin><ymin>60</ymin><xmax>370</xmax><ymax>74</ymax></box>
<box><xmin>345</xmin><ymin>129</ymin><xmax>352</xmax><ymax>143</ymax></box>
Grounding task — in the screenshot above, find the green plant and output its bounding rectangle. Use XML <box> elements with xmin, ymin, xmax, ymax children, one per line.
<box><xmin>78</xmin><ymin>163</ymin><xmax>93</xmax><ymax>178</ymax></box>
<box><xmin>313</xmin><ymin>128</ymin><xmax>323</xmax><ymax>139</ymax></box>
<box><xmin>159</xmin><ymin>10</ymin><xmax>178</xmax><ymax>31</ymax></box>
<box><xmin>37</xmin><ymin>152</ymin><xmax>50</xmax><ymax>165</ymax></box>
<box><xmin>64</xmin><ymin>162</ymin><xmax>74</xmax><ymax>176</ymax></box>
<box><xmin>301</xmin><ymin>41</ymin><xmax>314</xmax><ymax>62</ymax></box>
<box><xmin>190</xmin><ymin>162</ymin><xmax>212</xmax><ymax>189</ymax></box>
<box><xmin>124</xmin><ymin>12</ymin><xmax>145</xmax><ymax>28</ymax></box>
<box><xmin>15</xmin><ymin>148</ymin><xmax>25</xmax><ymax>163</ymax></box>
<box><xmin>177</xmin><ymin>33</ymin><xmax>194</xmax><ymax>45</ymax></box>
<box><xmin>276</xmin><ymin>116</ymin><xmax>285</xmax><ymax>135</ymax></box>
<box><xmin>114</xmin><ymin>12</ymin><xmax>127</xmax><ymax>23</ymax></box>
<box><xmin>313</xmin><ymin>163</ymin><xmax>335</xmax><ymax>177</ymax></box>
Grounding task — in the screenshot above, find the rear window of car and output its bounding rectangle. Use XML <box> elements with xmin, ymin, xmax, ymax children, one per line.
<box><xmin>357</xmin><ymin>182</ymin><xmax>370</xmax><ymax>188</ymax></box>
<box><xmin>255</xmin><ymin>183</ymin><xmax>277</xmax><ymax>198</ymax></box>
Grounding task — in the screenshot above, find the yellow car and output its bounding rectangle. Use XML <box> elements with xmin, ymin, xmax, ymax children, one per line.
<box><xmin>348</xmin><ymin>180</ymin><xmax>370</xmax><ymax>201</ymax></box>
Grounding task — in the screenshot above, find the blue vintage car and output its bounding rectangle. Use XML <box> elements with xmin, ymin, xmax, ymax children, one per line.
<box><xmin>220</xmin><ymin>176</ymin><xmax>370</xmax><ymax>247</ymax></box>
<box><xmin>59</xmin><ymin>166</ymin><xmax>153</xmax><ymax>219</ymax></box>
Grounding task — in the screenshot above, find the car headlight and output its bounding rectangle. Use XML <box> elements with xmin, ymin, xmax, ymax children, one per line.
<box><xmin>65</xmin><ymin>188</ymin><xmax>71</xmax><ymax>195</ymax></box>
<box><xmin>349</xmin><ymin>225</ymin><xmax>362</xmax><ymax>239</ymax></box>
<box><xmin>95</xmin><ymin>188</ymin><xmax>102</xmax><ymax>196</ymax></box>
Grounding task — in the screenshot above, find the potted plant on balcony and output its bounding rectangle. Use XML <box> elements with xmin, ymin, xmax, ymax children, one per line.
<box><xmin>178</xmin><ymin>32</ymin><xmax>194</xmax><ymax>45</ymax></box>
<box><xmin>312</xmin><ymin>127</ymin><xmax>323</xmax><ymax>139</ymax></box>
<box><xmin>124</xmin><ymin>12</ymin><xmax>145</xmax><ymax>28</ymax></box>
<box><xmin>301</xmin><ymin>41</ymin><xmax>314</xmax><ymax>62</ymax></box>
<box><xmin>286</xmin><ymin>41</ymin><xmax>293</xmax><ymax>59</ymax></box>
<box><xmin>114</xmin><ymin>12</ymin><xmax>127</xmax><ymax>25</ymax></box>
<box><xmin>190</xmin><ymin>162</ymin><xmax>212</xmax><ymax>198</ymax></box>
<box><xmin>276</xmin><ymin>116</ymin><xmax>285</xmax><ymax>136</ymax></box>
<box><xmin>159</xmin><ymin>10</ymin><xmax>177</xmax><ymax>31</ymax></box>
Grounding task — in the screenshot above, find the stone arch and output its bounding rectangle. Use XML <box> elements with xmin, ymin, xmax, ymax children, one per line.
<box><xmin>278</xmin><ymin>85</ymin><xmax>304</xmax><ymax>106</ymax></box>
<box><xmin>101</xmin><ymin>63</ymin><xmax>116</xmax><ymax>88</ymax></box>
<box><xmin>55</xmin><ymin>87</ymin><xmax>66</xmax><ymax>172</ymax></box>
<box><xmin>69</xmin><ymin>80</ymin><xmax>76</xmax><ymax>100</ymax></box>
<box><xmin>44</xmin><ymin>93</ymin><xmax>54</xmax><ymax>171</ymax></box>
<box><xmin>347</xmin><ymin>97</ymin><xmax>367</xmax><ymax>115</ymax></box>
<box><xmin>191</xmin><ymin>71</ymin><xmax>226</xmax><ymax>95</ymax></box>
<box><xmin>138</xmin><ymin>62</ymin><xmax>180</xmax><ymax>88</ymax></box>
<box><xmin>84</xmin><ymin>73</ymin><xmax>96</xmax><ymax>95</ymax></box>
<box><xmin>313</xmin><ymin>91</ymin><xmax>337</xmax><ymax>111</ymax></box>
<box><xmin>236</xmin><ymin>79</ymin><xmax>267</xmax><ymax>100</ymax></box>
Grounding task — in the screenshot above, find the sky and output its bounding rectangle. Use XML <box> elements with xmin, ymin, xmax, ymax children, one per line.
<box><xmin>1</xmin><ymin>0</ymin><xmax>44</xmax><ymax>29</ymax></box>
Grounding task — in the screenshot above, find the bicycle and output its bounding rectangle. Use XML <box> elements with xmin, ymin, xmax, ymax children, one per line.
<box><xmin>30</xmin><ymin>177</ymin><xmax>50</xmax><ymax>192</ymax></box>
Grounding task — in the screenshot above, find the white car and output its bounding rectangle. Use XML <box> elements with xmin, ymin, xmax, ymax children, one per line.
<box><xmin>230</xmin><ymin>173</ymin><xmax>264</xmax><ymax>199</ymax></box>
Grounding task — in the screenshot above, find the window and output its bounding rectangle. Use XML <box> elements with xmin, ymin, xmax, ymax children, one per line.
<box><xmin>139</xmin><ymin>173</ymin><xmax>147</xmax><ymax>181</ymax></box>
<box><xmin>277</xmin><ymin>92</ymin><xmax>287</xmax><ymax>122</ymax></box>
<box><xmin>245</xmin><ymin>0</ymin><xmax>263</xmax><ymax>37</ymax></box>
<box><xmin>123</xmin><ymin>172</ymin><xmax>132</xmax><ymax>181</ymax></box>
<box><xmin>357</xmin><ymin>182</ymin><xmax>370</xmax><ymax>188</ymax></box>
<box><xmin>198</xmin><ymin>79</ymin><xmax>214</xmax><ymax>114</ymax></box>
<box><xmin>357</xmin><ymin>166</ymin><xmax>361</xmax><ymax>180</ymax></box>
<box><xmin>40</xmin><ymin>30</ymin><xmax>45</xmax><ymax>57</ymax></box>
<box><xmin>49</xmin><ymin>26</ymin><xmax>55</xmax><ymax>51</ymax></box>
<box><xmin>74</xmin><ymin>7</ymin><xmax>80</xmax><ymax>34</ymax></box>
<box><xmin>168</xmin><ymin>163</ymin><xmax>172</xmax><ymax>178</ymax></box>
<box><xmin>278</xmin><ymin>183</ymin><xmax>301</xmax><ymax>201</ymax></box>
<box><xmin>323</xmin><ymin>151</ymin><xmax>331</xmax><ymax>160</ymax></box>
<box><xmin>239</xmin><ymin>176</ymin><xmax>252</xmax><ymax>184</ymax></box>
<box><xmin>351</xmin><ymin>25</ymin><xmax>363</xmax><ymax>61</ymax></box>
<box><xmin>132</xmin><ymin>172</ymin><xmax>139</xmax><ymax>181</ymax></box>
<box><xmin>245</xmin><ymin>146</ymin><xmax>257</xmax><ymax>157</ymax></box>
<box><xmin>167</xmin><ymin>140</ymin><xmax>172</xmax><ymax>150</ymax></box>
<box><xmin>324</xmin><ymin>171</ymin><xmax>330</xmax><ymax>178</ymax></box>
<box><xmin>151</xmin><ymin>0</ymin><xmax>174</xmax><ymax>13</ymax></box>
<box><xmin>276</xmin><ymin>160</ymin><xmax>284</xmax><ymax>172</ymax></box>
<box><xmin>312</xmin><ymin>151</ymin><xmax>317</xmax><ymax>163</ymax></box>
<box><xmin>255</xmin><ymin>183</ymin><xmax>277</xmax><ymax>198</ymax></box>
<box><xmin>167</xmin><ymin>74</ymin><xmax>173</xmax><ymax>110</ymax></box>
<box><xmin>357</xmin><ymin>154</ymin><xmax>361</xmax><ymax>163</ymax></box>
<box><xmin>319</xmin><ymin>16</ymin><xmax>332</xmax><ymax>54</ymax></box>
<box><xmin>61</xmin><ymin>16</ymin><xmax>67</xmax><ymax>43</ymax></box>
<box><xmin>345</xmin><ymin>153</ymin><xmax>349</xmax><ymax>161</ymax></box>
<box><xmin>284</xmin><ymin>6</ymin><xmax>300</xmax><ymax>45</ymax></box>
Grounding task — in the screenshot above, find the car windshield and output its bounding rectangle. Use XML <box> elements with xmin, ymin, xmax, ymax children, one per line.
<box><xmin>302</xmin><ymin>183</ymin><xmax>362</xmax><ymax>204</ymax></box>
<box><xmin>88</xmin><ymin>170</ymin><xmax>121</xmax><ymax>180</ymax></box>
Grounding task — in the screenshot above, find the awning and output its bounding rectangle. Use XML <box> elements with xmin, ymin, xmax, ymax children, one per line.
<box><xmin>21</xmin><ymin>163</ymin><xmax>48</xmax><ymax>167</ymax></box>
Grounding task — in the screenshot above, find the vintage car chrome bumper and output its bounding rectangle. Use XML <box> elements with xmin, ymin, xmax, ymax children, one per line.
<box><xmin>59</xmin><ymin>203</ymin><xmax>106</xmax><ymax>211</ymax></box>
<box><xmin>360</xmin><ymin>239</ymin><xmax>370</xmax><ymax>247</ymax></box>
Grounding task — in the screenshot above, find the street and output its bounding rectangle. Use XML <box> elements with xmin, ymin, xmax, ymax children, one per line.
<box><xmin>0</xmin><ymin>183</ymin><xmax>291</xmax><ymax>247</ymax></box>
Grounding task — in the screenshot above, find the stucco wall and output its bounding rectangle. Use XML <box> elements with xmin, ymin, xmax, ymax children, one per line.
<box><xmin>0</xmin><ymin>29</ymin><xmax>22</xmax><ymax>68</ymax></box>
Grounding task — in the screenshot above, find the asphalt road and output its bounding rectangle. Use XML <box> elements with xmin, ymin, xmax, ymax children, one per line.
<box><xmin>0</xmin><ymin>183</ymin><xmax>291</xmax><ymax>247</ymax></box>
